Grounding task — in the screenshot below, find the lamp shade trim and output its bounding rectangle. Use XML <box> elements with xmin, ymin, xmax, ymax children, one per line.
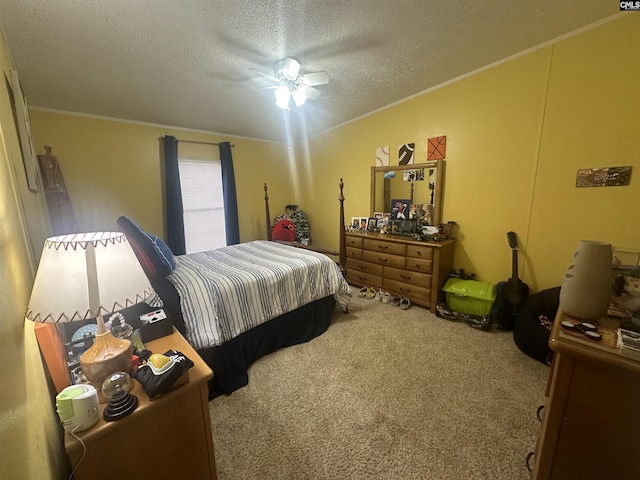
<box><xmin>26</xmin><ymin>232</ymin><xmax>156</xmax><ymax>324</ymax></box>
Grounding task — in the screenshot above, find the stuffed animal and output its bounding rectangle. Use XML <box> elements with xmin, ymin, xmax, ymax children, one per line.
<box><xmin>623</xmin><ymin>275</ymin><xmax>640</xmax><ymax>313</ymax></box>
<box><xmin>272</xmin><ymin>219</ymin><xmax>296</xmax><ymax>242</ymax></box>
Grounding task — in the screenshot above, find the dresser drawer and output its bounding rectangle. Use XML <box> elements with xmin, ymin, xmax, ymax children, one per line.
<box><xmin>363</xmin><ymin>239</ymin><xmax>407</xmax><ymax>256</ymax></box>
<box><xmin>363</xmin><ymin>250</ymin><xmax>406</xmax><ymax>269</ymax></box>
<box><xmin>383</xmin><ymin>278</ymin><xmax>431</xmax><ymax>305</ymax></box>
<box><xmin>346</xmin><ymin>271</ymin><xmax>383</xmax><ymax>289</ymax></box>
<box><xmin>346</xmin><ymin>246</ymin><xmax>363</xmax><ymax>260</ymax></box>
<box><xmin>384</xmin><ymin>266</ymin><xmax>431</xmax><ymax>287</ymax></box>
<box><xmin>345</xmin><ymin>235</ymin><xmax>363</xmax><ymax>248</ymax></box>
<box><xmin>346</xmin><ymin>258</ymin><xmax>383</xmax><ymax>277</ymax></box>
<box><xmin>406</xmin><ymin>257</ymin><xmax>433</xmax><ymax>274</ymax></box>
<box><xmin>407</xmin><ymin>245</ymin><xmax>434</xmax><ymax>260</ymax></box>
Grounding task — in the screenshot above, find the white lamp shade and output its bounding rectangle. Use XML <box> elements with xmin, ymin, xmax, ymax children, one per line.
<box><xmin>26</xmin><ymin>232</ymin><xmax>155</xmax><ymax>323</ymax></box>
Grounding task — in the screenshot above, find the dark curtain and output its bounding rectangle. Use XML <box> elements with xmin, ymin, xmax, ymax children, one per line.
<box><xmin>220</xmin><ymin>141</ymin><xmax>240</xmax><ymax>245</ymax></box>
<box><xmin>162</xmin><ymin>135</ymin><xmax>186</xmax><ymax>255</ymax></box>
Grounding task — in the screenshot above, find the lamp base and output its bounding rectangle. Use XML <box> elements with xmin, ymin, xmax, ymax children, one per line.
<box><xmin>104</xmin><ymin>391</ymin><xmax>138</xmax><ymax>421</ymax></box>
<box><xmin>80</xmin><ymin>331</ymin><xmax>132</xmax><ymax>403</ymax></box>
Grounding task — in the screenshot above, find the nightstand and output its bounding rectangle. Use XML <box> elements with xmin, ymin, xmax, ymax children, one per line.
<box><xmin>65</xmin><ymin>329</ymin><xmax>217</xmax><ymax>480</ymax></box>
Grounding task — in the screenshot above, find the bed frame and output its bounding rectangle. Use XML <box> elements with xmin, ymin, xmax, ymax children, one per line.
<box><xmin>263</xmin><ymin>179</ymin><xmax>347</xmax><ymax>273</ymax></box>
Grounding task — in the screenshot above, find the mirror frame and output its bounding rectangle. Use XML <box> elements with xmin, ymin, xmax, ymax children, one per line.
<box><xmin>370</xmin><ymin>159</ymin><xmax>444</xmax><ymax>226</ymax></box>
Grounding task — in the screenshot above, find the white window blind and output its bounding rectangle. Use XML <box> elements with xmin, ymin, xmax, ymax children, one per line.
<box><xmin>178</xmin><ymin>159</ymin><xmax>226</xmax><ymax>253</ymax></box>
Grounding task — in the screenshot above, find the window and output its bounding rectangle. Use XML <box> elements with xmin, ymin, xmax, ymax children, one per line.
<box><xmin>178</xmin><ymin>159</ymin><xmax>226</xmax><ymax>253</ymax></box>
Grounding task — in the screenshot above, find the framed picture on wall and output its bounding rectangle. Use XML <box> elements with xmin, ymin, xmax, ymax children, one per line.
<box><xmin>9</xmin><ymin>70</ymin><xmax>40</xmax><ymax>192</ymax></box>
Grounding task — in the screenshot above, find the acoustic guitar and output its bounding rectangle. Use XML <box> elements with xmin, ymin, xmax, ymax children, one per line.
<box><xmin>492</xmin><ymin>231</ymin><xmax>530</xmax><ymax>330</ymax></box>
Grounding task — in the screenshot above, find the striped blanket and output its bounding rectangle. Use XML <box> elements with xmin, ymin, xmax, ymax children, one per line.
<box><xmin>167</xmin><ymin>240</ymin><xmax>351</xmax><ymax>350</ymax></box>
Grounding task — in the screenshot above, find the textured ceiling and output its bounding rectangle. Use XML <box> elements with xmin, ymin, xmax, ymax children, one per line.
<box><xmin>0</xmin><ymin>1</ymin><xmax>620</xmax><ymax>144</ymax></box>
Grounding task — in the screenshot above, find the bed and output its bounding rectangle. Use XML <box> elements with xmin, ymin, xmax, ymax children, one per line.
<box><xmin>118</xmin><ymin>180</ymin><xmax>350</xmax><ymax>399</ymax></box>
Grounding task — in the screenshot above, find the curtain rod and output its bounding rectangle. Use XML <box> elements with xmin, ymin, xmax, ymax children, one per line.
<box><xmin>173</xmin><ymin>138</ymin><xmax>235</xmax><ymax>147</ymax></box>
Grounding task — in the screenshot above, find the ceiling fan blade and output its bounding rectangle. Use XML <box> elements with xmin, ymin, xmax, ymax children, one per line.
<box><xmin>299</xmin><ymin>71</ymin><xmax>329</xmax><ymax>86</ymax></box>
<box><xmin>249</xmin><ymin>67</ymin><xmax>279</xmax><ymax>83</ymax></box>
<box><xmin>301</xmin><ymin>85</ymin><xmax>322</xmax><ymax>100</ymax></box>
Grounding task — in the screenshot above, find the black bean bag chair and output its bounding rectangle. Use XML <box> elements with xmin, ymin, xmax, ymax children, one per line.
<box><xmin>513</xmin><ymin>287</ymin><xmax>561</xmax><ymax>365</ymax></box>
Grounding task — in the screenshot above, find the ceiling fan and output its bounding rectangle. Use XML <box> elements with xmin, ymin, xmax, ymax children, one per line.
<box><xmin>266</xmin><ymin>58</ymin><xmax>329</xmax><ymax>109</ymax></box>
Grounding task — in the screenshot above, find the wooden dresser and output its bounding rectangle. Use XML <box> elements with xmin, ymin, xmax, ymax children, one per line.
<box><xmin>531</xmin><ymin>310</ymin><xmax>640</xmax><ymax>479</ymax></box>
<box><xmin>344</xmin><ymin>231</ymin><xmax>454</xmax><ymax>309</ymax></box>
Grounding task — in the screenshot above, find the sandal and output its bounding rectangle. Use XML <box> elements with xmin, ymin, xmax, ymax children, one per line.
<box><xmin>358</xmin><ymin>286</ymin><xmax>368</xmax><ymax>298</ymax></box>
<box><xmin>392</xmin><ymin>295</ymin><xmax>402</xmax><ymax>307</ymax></box>
<box><xmin>365</xmin><ymin>287</ymin><xmax>376</xmax><ymax>299</ymax></box>
<box><xmin>399</xmin><ymin>297</ymin><xmax>412</xmax><ymax>310</ymax></box>
<box><xmin>382</xmin><ymin>292</ymin><xmax>392</xmax><ymax>304</ymax></box>
<box><xmin>374</xmin><ymin>289</ymin><xmax>384</xmax><ymax>301</ymax></box>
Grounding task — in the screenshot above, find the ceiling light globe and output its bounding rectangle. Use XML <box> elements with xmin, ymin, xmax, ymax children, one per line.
<box><xmin>275</xmin><ymin>86</ymin><xmax>291</xmax><ymax>109</ymax></box>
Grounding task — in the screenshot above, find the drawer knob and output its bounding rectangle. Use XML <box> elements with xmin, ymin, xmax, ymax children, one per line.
<box><xmin>378</xmin><ymin>257</ymin><xmax>388</xmax><ymax>263</ymax></box>
<box><xmin>399</xmin><ymin>287</ymin><xmax>410</xmax><ymax>293</ymax></box>
<box><xmin>358</xmin><ymin>264</ymin><xmax>367</xmax><ymax>270</ymax></box>
<box><xmin>358</xmin><ymin>276</ymin><xmax>367</xmax><ymax>281</ymax></box>
<box><xmin>400</xmin><ymin>274</ymin><xmax>410</xmax><ymax>280</ymax></box>
<box><xmin>377</xmin><ymin>245</ymin><xmax>388</xmax><ymax>250</ymax></box>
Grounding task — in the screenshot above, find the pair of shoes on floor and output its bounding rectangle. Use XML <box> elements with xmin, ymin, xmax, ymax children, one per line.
<box><xmin>391</xmin><ymin>295</ymin><xmax>411</xmax><ymax>310</ymax></box>
<box><xmin>374</xmin><ymin>289</ymin><xmax>393</xmax><ymax>304</ymax></box>
<box><xmin>358</xmin><ymin>286</ymin><xmax>377</xmax><ymax>299</ymax></box>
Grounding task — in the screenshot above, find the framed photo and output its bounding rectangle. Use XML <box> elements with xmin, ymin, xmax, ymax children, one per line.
<box><xmin>9</xmin><ymin>70</ymin><xmax>40</xmax><ymax>192</ymax></box>
<box><xmin>391</xmin><ymin>199</ymin><xmax>412</xmax><ymax>219</ymax></box>
<box><xmin>367</xmin><ymin>218</ymin><xmax>378</xmax><ymax>231</ymax></box>
<box><xmin>376</xmin><ymin>216</ymin><xmax>389</xmax><ymax>229</ymax></box>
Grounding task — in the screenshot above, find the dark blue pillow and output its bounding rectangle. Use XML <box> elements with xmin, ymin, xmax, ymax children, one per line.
<box><xmin>116</xmin><ymin>216</ymin><xmax>176</xmax><ymax>278</ymax></box>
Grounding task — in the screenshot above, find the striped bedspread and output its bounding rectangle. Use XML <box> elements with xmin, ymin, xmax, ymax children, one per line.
<box><xmin>166</xmin><ymin>240</ymin><xmax>351</xmax><ymax>350</ymax></box>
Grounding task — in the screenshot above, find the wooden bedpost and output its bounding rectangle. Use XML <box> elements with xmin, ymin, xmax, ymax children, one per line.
<box><xmin>264</xmin><ymin>183</ymin><xmax>272</xmax><ymax>241</ymax></box>
<box><xmin>339</xmin><ymin>178</ymin><xmax>346</xmax><ymax>275</ymax></box>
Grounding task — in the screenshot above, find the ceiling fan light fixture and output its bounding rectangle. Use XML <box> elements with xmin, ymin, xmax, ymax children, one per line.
<box><xmin>274</xmin><ymin>57</ymin><xmax>300</xmax><ymax>81</ymax></box>
<box><xmin>275</xmin><ymin>85</ymin><xmax>291</xmax><ymax>109</ymax></box>
<box><xmin>291</xmin><ymin>88</ymin><xmax>307</xmax><ymax>107</ymax></box>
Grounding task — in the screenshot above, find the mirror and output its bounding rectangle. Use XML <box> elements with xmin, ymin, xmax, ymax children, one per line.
<box><xmin>370</xmin><ymin>159</ymin><xmax>444</xmax><ymax>227</ymax></box>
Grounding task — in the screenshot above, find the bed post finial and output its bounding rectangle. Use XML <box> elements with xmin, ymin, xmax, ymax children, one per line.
<box><xmin>339</xmin><ymin>178</ymin><xmax>346</xmax><ymax>275</ymax></box>
<box><xmin>264</xmin><ymin>183</ymin><xmax>272</xmax><ymax>241</ymax></box>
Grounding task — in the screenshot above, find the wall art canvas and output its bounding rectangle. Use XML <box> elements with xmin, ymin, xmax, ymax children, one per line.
<box><xmin>576</xmin><ymin>166</ymin><xmax>632</xmax><ymax>187</ymax></box>
<box><xmin>391</xmin><ymin>199</ymin><xmax>412</xmax><ymax>219</ymax></box>
<box><xmin>9</xmin><ymin>70</ymin><xmax>40</xmax><ymax>192</ymax></box>
<box><xmin>375</xmin><ymin>146</ymin><xmax>390</xmax><ymax>166</ymax></box>
<box><xmin>398</xmin><ymin>143</ymin><xmax>415</xmax><ymax>165</ymax></box>
<box><xmin>427</xmin><ymin>135</ymin><xmax>447</xmax><ymax>160</ymax></box>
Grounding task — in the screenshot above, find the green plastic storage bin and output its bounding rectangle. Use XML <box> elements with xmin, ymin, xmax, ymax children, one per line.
<box><xmin>442</xmin><ymin>278</ymin><xmax>496</xmax><ymax>316</ymax></box>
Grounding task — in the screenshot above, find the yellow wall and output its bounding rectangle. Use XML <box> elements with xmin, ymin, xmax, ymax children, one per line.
<box><xmin>0</xmin><ymin>30</ymin><xmax>66</xmax><ymax>479</ymax></box>
<box><xmin>297</xmin><ymin>14</ymin><xmax>639</xmax><ymax>292</ymax></box>
<box><xmin>28</xmin><ymin>112</ymin><xmax>293</xmax><ymax>242</ymax></box>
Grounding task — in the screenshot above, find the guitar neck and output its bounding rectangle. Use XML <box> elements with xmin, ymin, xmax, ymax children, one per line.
<box><xmin>511</xmin><ymin>249</ymin><xmax>519</xmax><ymax>281</ymax></box>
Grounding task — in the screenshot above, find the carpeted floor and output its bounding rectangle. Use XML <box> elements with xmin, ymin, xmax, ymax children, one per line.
<box><xmin>209</xmin><ymin>287</ymin><xmax>549</xmax><ymax>479</ymax></box>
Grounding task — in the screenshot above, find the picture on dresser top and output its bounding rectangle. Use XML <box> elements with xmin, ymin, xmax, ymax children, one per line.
<box><xmin>391</xmin><ymin>199</ymin><xmax>412</xmax><ymax>219</ymax></box>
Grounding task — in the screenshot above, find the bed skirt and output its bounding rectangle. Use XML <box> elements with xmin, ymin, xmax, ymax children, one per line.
<box><xmin>151</xmin><ymin>277</ymin><xmax>335</xmax><ymax>399</ymax></box>
<box><xmin>198</xmin><ymin>295</ymin><xmax>335</xmax><ymax>399</ymax></box>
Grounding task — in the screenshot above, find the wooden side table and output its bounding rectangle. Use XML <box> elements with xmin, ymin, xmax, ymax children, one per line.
<box><xmin>532</xmin><ymin>310</ymin><xmax>640</xmax><ymax>480</ymax></box>
<box><xmin>65</xmin><ymin>330</ymin><xmax>217</xmax><ymax>480</ymax></box>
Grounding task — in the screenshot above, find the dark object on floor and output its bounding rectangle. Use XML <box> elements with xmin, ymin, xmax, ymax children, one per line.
<box><xmin>513</xmin><ymin>286</ymin><xmax>561</xmax><ymax>365</ymax></box>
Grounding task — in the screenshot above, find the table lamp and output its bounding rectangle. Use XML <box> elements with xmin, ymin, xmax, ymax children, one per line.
<box><xmin>26</xmin><ymin>232</ymin><xmax>154</xmax><ymax>400</ymax></box>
